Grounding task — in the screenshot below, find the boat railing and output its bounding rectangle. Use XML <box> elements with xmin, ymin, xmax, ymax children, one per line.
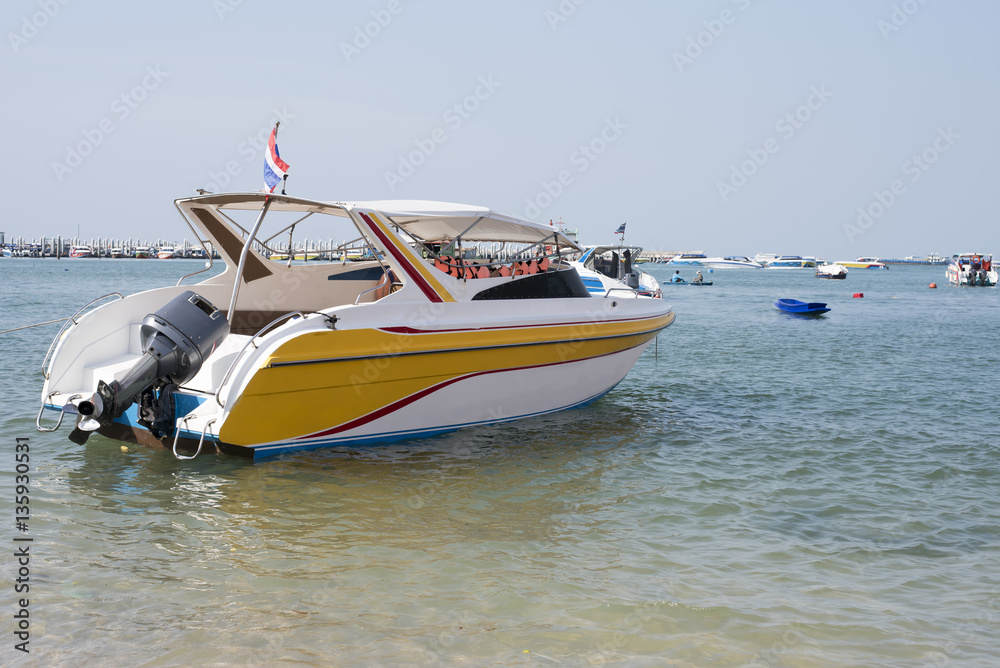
<box><xmin>41</xmin><ymin>293</ymin><xmax>125</xmax><ymax>380</ymax></box>
<box><xmin>36</xmin><ymin>392</ymin><xmax>81</xmax><ymax>432</ymax></box>
<box><xmin>172</xmin><ymin>417</ymin><xmax>217</xmax><ymax>460</ymax></box>
<box><xmin>603</xmin><ymin>287</ymin><xmax>638</xmax><ymax>299</ymax></box>
<box><xmin>354</xmin><ymin>270</ymin><xmax>392</xmax><ymax>305</ymax></box>
<box><xmin>215</xmin><ymin>311</ymin><xmax>308</xmax><ymax>408</ymax></box>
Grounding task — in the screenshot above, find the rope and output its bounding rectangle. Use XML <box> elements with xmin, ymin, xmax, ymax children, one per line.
<box><xmin>0</xmin><ymin>318</ymin><xmax>69</xmax><ymax>335</ymax></box>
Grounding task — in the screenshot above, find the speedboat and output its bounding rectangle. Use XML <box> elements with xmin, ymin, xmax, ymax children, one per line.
<box><xmin>764</xmin><ymin>255</ymin><xmax>817</xmax><ymax>268</ymax></box>
<box><xmin>836</xmin><ymin>257</ymin><xmax>888</xmax><ymax>269</ymax></box>
<box><xmin>572</xmin><ymin>244</ymin><xmax>662</xmax><ymax>298</ymax></box>
<box><xmin>946</xmin><ymin>252</ymin><xmax>996</xmax><ymax>286</ymax></box>
<box><xmin>699</xmin><ymin>255</ymin><xmax>762</xmax><ymax>269</ymax></box>
<box><xmin>665</xmin><ymin>252</ymin><xmax>708</xmax><ymax>267</ymax></box>
<box><xmin>110</xmin><ymin>248</ymin><xmax>125</xmax><ymax>258</ymax></box>
<box><xmin>133</xmin><ymin>246</ymin><xmax>153</xmax><ymax>258</ymax></box>
<box><xmin>37</xmin><ymin>192</ymin><xmax>674</xmax><ymax>459</ymax></box>
<box><xmin>774</xmin><ymin>299</ymin><xmax>830</xmax><ymax>315</ymax></box>
<box><xmin>157</xmin><ymin>247</ymin><xmax>177</xmax><ymax>259</ymax></box>
<box><xmin>815</xmin><ymin>263</ymin><xmax>848</xmax><ymax>279</ymax></box>
<box><xmin>69</xmin><ymin>246</ymin><xmax>93</xmax><ymax>258</ymax></box>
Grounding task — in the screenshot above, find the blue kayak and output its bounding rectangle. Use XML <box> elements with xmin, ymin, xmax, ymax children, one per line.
<box><xmin>774</xmin><ymin>298</ymin><xmax>830</xmax><ymax>315</ymax></box>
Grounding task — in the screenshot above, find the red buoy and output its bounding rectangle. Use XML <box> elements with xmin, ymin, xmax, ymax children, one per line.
<box><xmin>929</xmin><ymin>283</ymin><xmax>937</xmax><ymax>289</ymax></box>
<box><xmin>853</xmin><ymin>293</ymin><xmax>864</xmax><ymax>298</ymax></box>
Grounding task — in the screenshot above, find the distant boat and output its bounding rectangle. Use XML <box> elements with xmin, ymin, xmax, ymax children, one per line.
<box><xmin>700</xmin><ymin>255</ymin><xmax>762</xmax><ymax>269</ymax></box>
<box><xmin>836</xmin><ymin>257</ymin><xmax>889</xmax><ymax>269</ymax></box>
<box><xmin>133</xmin><ymin>246</ymin><xmax>153</xmax><ymax>258</ymax></box>
<box><xmin>665</xmin><ymin>252</ymin><xmax>708</xmax><ymax>267</ymax></box>
<box><xmin>774</xmin><ymin>298</ymin><xmax>830</xmax><ymax>315</ymax></box>
<box><xmin>571</xmin><ymin>244</ymin><xmax>662</xmax><ymax>297</ymax></box>
<box><xmin>877</xmin><ymin>254</ymin><xmax>948</xmax><ymax>265</ymax></box>
<box><xmin>946</xmin><ymin>252</ymin><xmax>996</xmax><ymax>286</ymax></box>
<box><xmin>157</xmin><ymin>247</ymin><xmax>176</xmax><ymax>260</ymax></box>
<box><xmin>69</xmin><ymin>246</ymin><xmax>92</xmax><ymax>258</ymax></box>
<box><xmin>110</xmin><ymin>248</ymin><xmax>125</xmax><ymax>258</ymax></box>
<box><xmin>764</xmin><ymin>255</ymin><xmax>817</xmax><ymax>268</ymax></box>
<box><xmin>816</xmin><ymin>263</ymin><xmax>848</xmax><ymax>279</ymax></box>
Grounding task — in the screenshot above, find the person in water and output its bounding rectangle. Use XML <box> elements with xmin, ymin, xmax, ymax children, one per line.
<box><xmin>693</xmin><ymin>271</ymin><xmax>704</xmax><ymax>284</ymax></box>
<box><xmin>670</xmin><ymin>270</ymin><xmax>685</xmax><ymax>283</ymax></box>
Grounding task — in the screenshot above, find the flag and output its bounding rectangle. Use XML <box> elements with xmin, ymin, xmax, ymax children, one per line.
<box><xmin>263</xmin><ymin>124</ymin><xmax>290</xmax><ymax>193</ymax></box>
<box><xmin>615</xmin><ymin>222</ymin><xmax>626</xmax><ymax>235</ymax></box>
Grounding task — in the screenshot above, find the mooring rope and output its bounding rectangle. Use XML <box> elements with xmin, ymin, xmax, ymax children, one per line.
<box><xmin>0</xmin><ymin>318</ymin><xmax>69</xmax><ymax>335</ymax></box>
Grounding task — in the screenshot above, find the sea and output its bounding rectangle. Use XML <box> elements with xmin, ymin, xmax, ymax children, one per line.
<box><xmin>0</xmin><ymin>258</ymin><xmax>997</xmax><ymax>667</ymax></box>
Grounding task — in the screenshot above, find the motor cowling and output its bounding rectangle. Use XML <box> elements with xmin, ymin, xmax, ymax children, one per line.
<box><xmin>73</xmin><ymin>291</ymin><xmax>229</xmax><ymax>442</ymax></box>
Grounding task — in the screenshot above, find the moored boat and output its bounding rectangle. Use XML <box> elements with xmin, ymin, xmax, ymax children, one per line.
<box><xmin>69</xmin><ymin>246</ymin><xmax>93</xmax><ymax>258</ymax></box>
<box><xmin>572</xmin><ymin>244</ymin><xmax>662</xmax><ymax>297</ymax></box>
<box><xmin>836</xmin><ymin>257</ymin><xmax>888</xmax><ymax>269</ymax></box>
<box><xmin>38</xmin><ymin>192</ymin><xmax>674</xmax><ymax>459</ymax></box>
<box><xmin>699</xmin><ymin>255</ymin><xmax>762</xmax><ymax>269</ymax></box>
<box><xmin>665</xmin><ymin>252</ymin><xmax>708</xmax><ymax>267</ymax></box>
<box><xmin>774</xmin><ymin>298</ymin><xmax>830</xmax><ymax>315</ymax></box>
<box><xmin>764</xmin><ymin>255</ymin><xmax>817</xmax><ymax>268</ymax></box>
<box><xmin>946</xmin><ymin>252</ymin><xmax>996</xmax><ymax>286</ymax></box>
<box><xmin>815</xmin><ymin>263</ymin><xmax>848</xmax><ymax>279</ymax></box>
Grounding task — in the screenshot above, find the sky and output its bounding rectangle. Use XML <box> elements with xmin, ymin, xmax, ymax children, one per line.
<box><xmin>2</xmin><ymin>0</ymin><xmax>998</xmax><ymax>259</ymax></box>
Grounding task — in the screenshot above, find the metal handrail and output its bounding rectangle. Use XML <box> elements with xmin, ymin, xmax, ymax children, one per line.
<box><xmin>41</xmin><ymin>293</ymin><xmax>125</xmax><ymax>379</ymax></box>
<box><xmin>36</xmin><ymin>392</ymin><xmax>81</xmax><ymax>432</ymax></box>
<box><xmin>215</xmin><ymin>311</ymin><xmax>307</xmax><ymax>407</ymax></box>
<box><xmin>354</xmin><ymin>271</ymin><xmax>391</xmax><ymax>305</ymax></box>
<box><xmin>603</xmin><ymin>287</ymin><xmax>637</xmax><ymax>298</ymax></box>
<box><xmin>173</xmin><ymin>417</ymin><xmax>217</xmax><ymax>460</ymax></box>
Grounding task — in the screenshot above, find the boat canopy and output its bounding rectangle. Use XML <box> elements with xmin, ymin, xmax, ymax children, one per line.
<box><xmin>175</xmin><ymin>192</ymin><xmax>580</xmax><ymax>251</ymax></box>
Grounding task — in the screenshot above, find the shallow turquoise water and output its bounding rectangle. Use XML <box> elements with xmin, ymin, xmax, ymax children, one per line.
<box><xmin>1</xmin><ymin>258</ymin><xmax>998</xmax><ymax>666</ymax></box>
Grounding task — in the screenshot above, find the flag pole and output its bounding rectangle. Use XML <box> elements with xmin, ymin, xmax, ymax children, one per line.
<box><xmin>274</xmin><ymin>121</ymin><xmax>287</xmax><ymax>194</ymax></box>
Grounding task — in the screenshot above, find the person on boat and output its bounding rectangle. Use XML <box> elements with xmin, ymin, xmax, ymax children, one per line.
<box><xmin>693</xmin><ymin>270</ymin><xmax>704</xmax><ymax>284</ymax></box>
<box><xmin>670</xmin><ymin>270</ymin><xmax>685</xmax><ymax>283</ymax></box>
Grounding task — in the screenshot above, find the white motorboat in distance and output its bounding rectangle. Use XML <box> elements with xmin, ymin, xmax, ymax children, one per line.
<box><xmin>38</xmin><ymin>192</ymin><xmax>675</xmax><ymax>459</ymax></box>
<box><xmin>816</xmin><ymin>263</ymin><xmax>848</xmax><ymax>279</ymax></box>
<box><xmin>700</xmin><ymin>255</ymin><xmax>762</xmax><ymax>269</ymax></box>
<box><xmin>946</xmin><ymin>252</ymin><xmax>996</xmax><ymax>286</ymax></box>
<box><xmin>764</xmin><ymin>255</ymin><xmax>817</xmax><ymax>268</ymax></box>
<box><xmin>665</xmin><ymin>252</ymin><xmax>708</xmax><ymax>267</ymax></box>
<box><xmin>572</xmin><ymin>244</ymin><xmax>662</xmax><ymax>298</ymax></box>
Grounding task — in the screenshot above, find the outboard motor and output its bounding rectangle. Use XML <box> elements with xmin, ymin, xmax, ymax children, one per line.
<box><xmin>72</xmin><ymin>291</ymin><xmax>229</xmax><ymax>443</ymax></box>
